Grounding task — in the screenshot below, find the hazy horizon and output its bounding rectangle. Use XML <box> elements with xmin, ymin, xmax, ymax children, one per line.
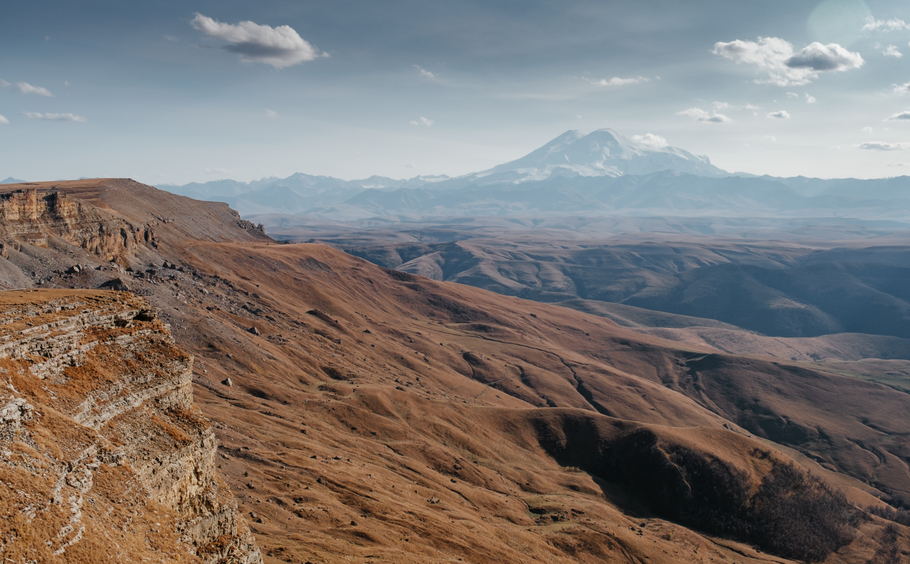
<box><xmin>4</xmin><ymin>1</ymin><xmax>910</xmax><ymax>184</ymax></box>
<box><xmin>9</xmin><ymin>124</ymin><xmax>910</xmax><ymax>186</ymax></box>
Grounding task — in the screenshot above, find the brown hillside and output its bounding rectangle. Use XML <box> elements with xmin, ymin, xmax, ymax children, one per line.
<box><xmin>1</xmin><ymin>179</ymin><xmax>909</xmax><ymax>563</ymax></box>
<box><xmin>309</xmin><ymin>227</ymin><xmax>910</xmax><ymax>339</ymax></box>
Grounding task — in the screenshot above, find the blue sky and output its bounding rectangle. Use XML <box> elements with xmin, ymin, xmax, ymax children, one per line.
<box><xmin>3</xmin><ymin>0</ymin><xmax>910</xmax><ymax>183</ymax></box>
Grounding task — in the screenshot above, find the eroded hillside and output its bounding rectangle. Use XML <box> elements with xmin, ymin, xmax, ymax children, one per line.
<box><xmin>1</xmin><ymin>179</ymin><xmax>909</xmax><ymax>563</ymax></box>
<box><xmin>0</xmin><ymin>289</ymin><xmax>260</xmax><ymax>563</ymax></box>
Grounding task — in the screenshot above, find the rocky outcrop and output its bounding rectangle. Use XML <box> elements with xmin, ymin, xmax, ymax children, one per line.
<box><xmin>0</xmin><ymin>188</ymin><xmax>155</xmax><ymax>261</ymax></box>
<box><xmin>0</xmin><ymin>289</ymin><xmax>261</xmax><ymax>563</ymax></box>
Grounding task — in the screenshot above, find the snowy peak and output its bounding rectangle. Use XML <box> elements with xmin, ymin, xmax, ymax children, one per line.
<box><xmin>467</xmin><ymin>128</ymin><xmax>726</xmax><ymax>184</ymax></box>
<box><xmin>491</xmin><ymin>130</ymin><xmax>586</xmax><ymax>173</ymax></box>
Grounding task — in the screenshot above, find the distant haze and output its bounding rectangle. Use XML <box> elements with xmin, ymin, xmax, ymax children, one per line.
<box><xmin>158</xmin><ymin>128</ymin><xmax>910</xmax><ymax>222</ymax></box>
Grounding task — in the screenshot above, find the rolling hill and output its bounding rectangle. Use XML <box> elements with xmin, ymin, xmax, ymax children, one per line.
<box><xmin>1</xmin><ymin>179</ymin><xmax>908</xmax><ymax>562</ymax></box>
<box><xmin>296</xmin><ymin>231</ymin><xmax>910</xmax><ymax>339</ymax></box>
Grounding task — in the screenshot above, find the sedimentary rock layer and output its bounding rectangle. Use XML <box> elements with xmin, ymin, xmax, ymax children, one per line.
<box><xmin>0</xmin><ymin>189</ymin><xmax>154</xmax><ymax>261</ymax></box>
<box><xmin>0</xmin><ymin>289</ymin><xmax>260</xmax><ymax>563</ymax></box>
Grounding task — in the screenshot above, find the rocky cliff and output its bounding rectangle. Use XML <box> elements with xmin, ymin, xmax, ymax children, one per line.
<box><xmin>0</xmin><ymin>188</ymin><xmax>154</xmax><ymax>262</ymax></box>
<box><xmin>0</xmin><ymin>181</ymin><xmax>269</xmax><ymax>292</ymax></box>
<box><xmin>0</xmin><ymin>289</ymin><xmax>261</xmax><ymax>563</ymax></box>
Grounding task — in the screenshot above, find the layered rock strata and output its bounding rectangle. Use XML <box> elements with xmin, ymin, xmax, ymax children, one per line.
<box><xmin>0</xmin><ymin>188</ymin><xmax>154</xmax><ymax>261</ymax></box>
<box><xmin>0</xmin><ymin>289</ymin><xmax>260</xmax><ymax>563</ymax></box>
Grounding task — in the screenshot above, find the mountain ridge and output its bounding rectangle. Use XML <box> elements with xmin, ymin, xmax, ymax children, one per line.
<box><xmin>151</xmin><ymin>128</ymin><xmax>910</xmax><ymax>220</ymax></box>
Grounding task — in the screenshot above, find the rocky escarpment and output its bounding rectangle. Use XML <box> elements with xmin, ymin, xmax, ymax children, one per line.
<box><xmin>0</xmin><ymin>289</ymin><xmax>261</xmax><ymax>563</ymax></box>
<box><xmin>0</xmin><ymin>188</ymin><xmax>155</xmax><ymax>262</ymax></box>
<box><xmin>0</xmin><ymin>181</ymin><xmax>270</xmax><ymax>292</ymax></box>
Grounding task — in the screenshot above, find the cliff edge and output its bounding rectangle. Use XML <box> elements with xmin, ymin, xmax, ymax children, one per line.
<box><xmin>0</xmin><ymin>289</ymin><xmax>261</xmax><ymax>563</ymax></box>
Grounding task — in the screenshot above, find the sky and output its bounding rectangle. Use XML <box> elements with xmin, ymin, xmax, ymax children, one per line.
<box><xmin>3</xmin><ymin>0</ymin><xmax>910</xmax><ymax>184</ymax></box>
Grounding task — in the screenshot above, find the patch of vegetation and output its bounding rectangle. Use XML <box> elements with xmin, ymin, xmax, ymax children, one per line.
<box><xmin>861</xmin><ymin>522</ymin><xmax>902</xmax><ymax>564</ymax></box>
<box><xmin>749</xmin><ymin>462</ymin><xmax>857</xmax><ymax>560</ymax></box>
<box><xmin>867</xmin><ymin>504</ymin><xmax>910</xmax><ymax>527</ymax></box>
<box><xmin>606</xmin><ymin>429</ymin><xmax>857</xmax><ymax>562</ymax></box>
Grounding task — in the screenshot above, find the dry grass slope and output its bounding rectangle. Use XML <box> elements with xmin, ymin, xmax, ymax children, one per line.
<box><xmin>0</xmin><ymin>179</ymin><xmax>909</xmax><ymax>563</ymax></box>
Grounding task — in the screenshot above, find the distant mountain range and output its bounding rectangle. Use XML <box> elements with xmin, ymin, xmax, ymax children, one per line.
<box><xmin>156</xmin><ymin>128</ymin><xmax>910</xmax><ymax>220</ymax></box>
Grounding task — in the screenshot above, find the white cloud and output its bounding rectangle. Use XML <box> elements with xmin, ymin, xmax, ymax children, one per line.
<box><xmin>767</xmin><ymin>110</ymin><xmax>790</xmax><ymax>119</ymax></box>
<box><xmin>164</xmin><ymin>35</ymin><xmax>180</xmax><ymax>42</ymax></box>
<box><xmin>676</xmin><ymin>107</ymin><xmax>731</xmax><ymax>123</ymax></box>
<box><xmin>863</xmin><ymin>17</ymin><xmax>910</xmax><ymax>32</ymax></box>
<box><xmin>762</xmin><ymin>135</ymin><xmax>776</xmax><ymax>142</ymax></box>
<box><xmin>887</xmin><ymin>162</ymin><xmax>909</xmax><ymax>167</ymax></box>
<box><xmin>15</xmin><ymin>82</ymin><xmax>53</xmax><ymax>96</ymax></box>
<box><xmin>265</xmin><ymin>109</ymin><xmax>278</xmax><ymax>118</ymax></box>
<box><xmin>786</xmin><ymin>42</ymin><xmax>864</xmax><ymax>71</ymax></box>
<box><xmin>22</xmin><ymin>111</ymin><xmax>87</xmax><ymax>122</ymax></box>
<box><xmin>0</xmin><ymin>115</ymin><xmax>9</xmax><ymax>125</ymax></box>
<box><xmin>204</xmin><ymin>167</ymin><xmax>233</xmax><ymax>174</ymax></box>
<box><xmin>404</xmin><ymin>163</ymin><xmax>417</xmax><ymax>169</ymax></box>
<box><xmin>712</xmin><ymin>37</ymin><xmax>792</xmax><ymax>73</ymax></box>
<box><xmin>886</xmin><ymin>111</ymin><xmax>910</xmax><ymax>121</ymax></box>
<box><xmin>805</xmin><ymin>93</ymin><xmax>817</xmax><ymax>103</ymax></box>
<box><xmin>884</xmin><ymin>45</ymin><xmax>903</xmax><ymax>58</ymax></box>
<box><xmin>588</xmin><ymin>76</ymin><xmax>650</xmax><ymax>87</ymax></box>
<box><xmin>409</xmin><ymin>117</ymin><xmax>433</xmax><ymax>127</ymax></box>
<box><xmin>862</xmin><ymin>126</ymin><xmax>874</xmax><ymax>132</ymax></box>
<box><xmin>711</xmin><ymin>101</ymin><xmax>760</xmax><ymax>115</ymax></box>
<box><xmin>786</xmin><ymin>92</ymin><xmax>799</xmax><ymax>98</ymax></box>
<box><xmin>190</xmin><ymin>13</ymin><xmax>325</xmax><ymax>68</ymax></box>
<box><xmin>631</xmin><ymin>133</ymin><xmax>668</xmax><ymax>149</ymax></box>
<box><xmin>744</xmin><ymin>103</ymin><xmax>761</xmax><ymax>115</ymax></box>
<box><xmin>712</xmin><ymin>37</ymin><xmax>863</xmax><ymax>86</ymax></box>
<box><xmin>1</xmin><ymin>80</ymin><xmax>53</xmax><ymax>96</ymax></box>
<box><xmin>414</xmin><ymin>65</ymin><xmax>435</xmax><ymax>80</ymax></box>
<box><xmin>858</xmin><ymin>141</ymin><xmax>910</xmax><ymax>150</ymax></box>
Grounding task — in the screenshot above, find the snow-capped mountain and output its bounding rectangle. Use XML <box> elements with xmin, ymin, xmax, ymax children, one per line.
<box><xmin>154</xmin><ymin>127</ymin><xmax>910</xmax><ymax>221</ymax></box>
<box><xmin>453</xmin><ymin>128</ymin><xmax>727</xmax><ymax>186</ymax></box>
